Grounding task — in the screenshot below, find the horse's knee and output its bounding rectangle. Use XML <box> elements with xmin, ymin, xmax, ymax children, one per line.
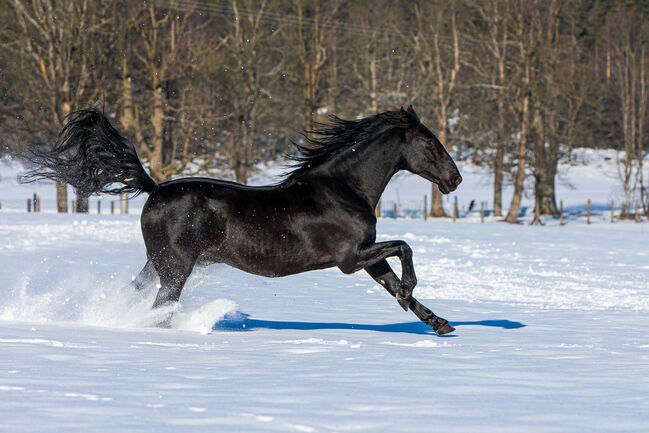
<box><xmin>397</xmin><ymin>242</ymin><xmax>412</xmax><ymax>259</ymax></box>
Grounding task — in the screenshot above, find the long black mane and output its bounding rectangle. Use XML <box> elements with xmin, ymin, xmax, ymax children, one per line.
<box><xmin>283</xmin><ymin>109</ymin><xmax>418</xmax><ymax>184</ymax></box>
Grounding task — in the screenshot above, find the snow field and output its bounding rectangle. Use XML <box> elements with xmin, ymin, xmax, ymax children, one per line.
<box><xmin>1</xmin><ymin>213</ymin><xmax>648</xmax><ymax>432</ymax></box>
<box><xmin>1</xmin><ymin>152</ymin><xmax>649</xmax><ymax>432</ymax></box>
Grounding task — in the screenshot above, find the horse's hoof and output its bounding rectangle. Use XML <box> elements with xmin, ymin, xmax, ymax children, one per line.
<box><xmin>155</xmin><ymin>315</ymin><xmax>173</xmax><ymax>328</ymax></box>
<box><xmin>435</xmin><ymin>322</ymin><xmax>455</xmax><ymax>335</ymax></box>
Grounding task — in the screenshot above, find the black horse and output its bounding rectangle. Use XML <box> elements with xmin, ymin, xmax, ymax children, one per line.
<box><xmin>25</xmin><ymin>106</ymin><xmax>462</xmax><ymax>334</ymax></box>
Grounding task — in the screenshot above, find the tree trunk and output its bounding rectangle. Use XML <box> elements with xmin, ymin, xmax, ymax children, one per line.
<box><xmin>120</xmin><ymin>58</ymin><xmax>135</xmax><ymax>131</ymax></box>
<box><xmin>504</xmin><ymin>60</ymin><xmax>530</xmax><ymax>224</ymax></box>
<box><xmin>493</xmin><ymin>143</ymin><xmax>504</xmax><ymax>217</ymax></box>
<box><xmin>57</xmin><ymin>102</ymin><xmax>71</xmax><ymax>213</ymax></box>
<box><xmin>304</xmin><ymin>62</ymin><xmax>317</xmax><ymax>133</ymax></box>
<box><xmin>148</xmin><ymin>85</ymin><xmax>166</xmax><ymax>181</ymax></box>
<box><xmin>504</xmin><ymin>11</ymin><xmax>532</xmax><ymax>224</ymax></box>
<box><xmin>76</xmin><ymin>195</ymin><xmax>89</xmax><ymax>213</ymax></box>
<box><xmin>429</xmin><ymin>125</ymin><xmax>450</xmax><ymax>217</ymax></box>
<box><xmin>504</xmin><ymin>135</ymin><xmax>527</xmax><ymax>224</ymax></box>
<box><xmin>56</xmin><ymin>181</ymin><xmax>68</xmax><ymax>213</ymax></box>
<box><xmin>534</xmin><ymin>153</ymin><xmax>559</xmax><ymax>215</ymax></box>
<box><xmin>72</xmin><ymin>70</ymin><xmax>88</xmax><ymax>212</ymax></box>
<box><xmin>638</xmin><ymin>46</ymin><xmax>647</xmax><ymax>212</ymax></box>
<box><xmin>369</xmin><ymin>54</ymin><xmax>378</xmax><ymax>113</ymax></box>
<box><xmin>429</xmin><ymin>184</ymin><xmax>448</xmax><ymax>217</ymax></box>
<box><xmin>234</xmin><ymin>119</ymin><xmax>251</xmax><ymax>184</ymax></box>
<box><xmin>493</xmin><ymin>74</ymin><xmax>506</xmax><ymax>217</ymax></box>
<box><xmin>234</xmin><ymin>157</ymin><xmax>247</xmax><ymax>184</ymax></box>
<box><xmin>535</xmin><ymin>173</ymin><xmax>558</xmax><ymax>215</ymax></box>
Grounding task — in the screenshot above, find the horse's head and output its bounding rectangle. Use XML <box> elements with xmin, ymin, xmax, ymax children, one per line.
<box><xmin>399</xmin><ymin>106</ymin><xmax>462</xmax><ymax>194</ymax></box>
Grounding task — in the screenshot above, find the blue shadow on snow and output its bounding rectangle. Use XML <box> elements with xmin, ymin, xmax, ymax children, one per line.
<box><xmin>213</xmin><ymin>312</ymin><xmax>525</xmax><ymax>335</ymax></box>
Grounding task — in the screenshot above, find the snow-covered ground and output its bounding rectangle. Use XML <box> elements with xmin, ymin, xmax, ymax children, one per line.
<box><xmin>1</xmin><ymin>153</ymin><xmax>648</xmax><ymax>432</ymax></box>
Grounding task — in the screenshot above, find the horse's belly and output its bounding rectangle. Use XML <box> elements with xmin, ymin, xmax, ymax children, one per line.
<box><xmin>224</xmin><ymin>248</ymin><xmax>334</xmax><ymax>277</ymax></box>
<box><xmin>212</xmin><ymin>232</ymin><xmax>335</xmax><ymax>277</ymax></box>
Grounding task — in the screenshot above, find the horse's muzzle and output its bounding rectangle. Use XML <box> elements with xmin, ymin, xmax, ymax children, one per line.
<box><xmin>439</xmin><ymin>175</ymin><xmax>462</xmax><ymax>194</ymax></box>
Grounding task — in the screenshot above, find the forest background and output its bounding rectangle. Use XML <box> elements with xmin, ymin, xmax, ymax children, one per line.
<box><xmin>1</xmin><ymin>0</ymin><xmax>648</xmax><ymax>222</ymax></box>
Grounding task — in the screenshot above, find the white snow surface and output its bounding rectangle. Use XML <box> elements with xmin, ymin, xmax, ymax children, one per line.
<box><xmin>1</xmin><ymin>153</ymin><xmax>649</xmax><ymax>432</ymax></box>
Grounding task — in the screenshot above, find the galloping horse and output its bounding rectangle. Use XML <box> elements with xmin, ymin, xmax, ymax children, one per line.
<box><xmin>25</xmin><ymin>106</ymin><xmax>462</xmax><ymax>334</ymax></box>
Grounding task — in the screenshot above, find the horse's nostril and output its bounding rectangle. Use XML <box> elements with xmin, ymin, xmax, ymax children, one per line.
<box><xmin>453</xmin><ymin>175</ymin><xmax>462</xmax><ymax>187</ymax></box>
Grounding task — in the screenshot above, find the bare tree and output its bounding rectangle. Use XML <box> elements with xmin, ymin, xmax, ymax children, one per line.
<box><xmin>465</xmin><ymin>0</ymin><xmax>512</xmax><ymax>217</ymax></box>
<box><xmin>289</xmin><ymin>0</ymin><xmax>341</xmax><ymax>132</ymax></box>
<box><xmin>607</xmin><ymin>6</ymin><xmax>649</xmax><ymax>215</ymax></box>
<box><xmin>216</xmin><ymin>0</ymin><xmax>284</xmax><ymax>183</ymax></box>
<box><xmin>531</xmin><ymin>2</ymin><xmax>587</xmax><ymax>217</ymax></box>
<box><xmin>408</xmin><ymin>0</ymin><xmax>461</xmax><ymax>217</ymax></box>
<box><xmin>528</xmin><ymin>0</ymin><xmax>562</xmax><ymax>218</ymax></box>
<box><xmin>503</xmin><ymin>0</ymin><xmax>534</xmax><ymax>224</ymax></box>
<box><xmin>122</xmin><ymin>1</ymin><xmax>212</xmax><ymax>182</ymax></box>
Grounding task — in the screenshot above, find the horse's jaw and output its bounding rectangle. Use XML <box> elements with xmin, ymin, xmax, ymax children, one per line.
<box><xmin>415</xmin><ymin>170</ymin><xmax>458</xmax><ymax>195</ymax></box>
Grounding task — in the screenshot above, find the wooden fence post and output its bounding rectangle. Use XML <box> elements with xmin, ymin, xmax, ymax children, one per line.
<box><xmin>587</xmin><ymin>199</ymin><xmax>591</xmax><ymax>224</ymax></box>
<box><xmin>423</xmin><ymin>196</ymin><xmax>427</xmax><ymax>221</ymax></box>
<box><xmin>453</xmin><ymin>196</ymin><xmax>458</xmax><ymax>222</ymax></box>
<box><xmin>110</xmin><ymin>201</ymin><xmax>115</xmax><ymax>214</ymax></box>
<box><xmin>31</xmin><ymin>194</ymin><xmax>40</xmax><ymax>213</ymax></box>
<box><xmin>27</xmin><ymin>198</ymin><xmax>31</xmax><ymax>212</ymax></box>
<box><xmin>429</xmin><ymin>183</ymin><xmax>434</xmax><ymax>218</ymax></box>
<box><xmin>120</xmin><ymin>192</ymin><xmax>128</xmax><ymax>214</ymax></box>
<box><xmin>375</xmin><ymin>199</ymin><xmax>381</xmax><ymax>219</ymax></box>
<box><xmin>635</xmin><ymin>201</ymin><xmax>639</xmax><ymax>223</ymax></box>
<box><xmin>611</xmin><ymin>200</ymin><xmax>614</xmax><ymax>223</ymax></box>
<box><xmin>97</xmin><ymin>200</ymin><xmax>101</xmax><ymax>214</ymax></box>
<box><xmin>480</xmin><ymin>201</ymin><xmax>484</xmax><ymax>223</ymax></box>
<box><xmin>71</xmin><ymin>200</ymin><xmax>76</xmax><ymax>213</ymax></box>
<box><xmin>393</xmin><ymin>203</ymin><xmax>397</xmax><ymax>219</ymax></box>
<box><xmin>621</xmin><ymin>202</ymin><xmax>626</xmax><ymax>218</ymax></box>
<box><xmin>559</xmin><ymin>200</ymin><xmax>564</xmax><ymax>226</ymax></box>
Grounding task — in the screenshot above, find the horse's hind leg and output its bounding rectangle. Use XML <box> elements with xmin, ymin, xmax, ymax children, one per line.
<box><xmin>131</xmin><ymin>260</ymin><xmax>157</xmax><ymax>291</ymax></box>
<box><xmin>151</xmin><ymin>250</ymin><xmax>198</xmax><ymax>309</ymax></box>
<box><xmin>365</xmin><ymin>260</ymin><xmax>455</xmax><ymax>335</ymax></box>
<box><xmin>141</xmin><ymin>243</ymin><xmax>199</xmax><ymax>329</ymax></box>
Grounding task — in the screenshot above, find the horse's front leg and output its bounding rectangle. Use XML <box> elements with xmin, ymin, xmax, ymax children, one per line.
<box><xmin>365</xmin><ymin>260</ymin><xmax>455</xmax><ymax>335</ymax></box>
<box><xmin>338</xmin><ymin>240</ymin><xmax>417</xmax><ymax>310</ymax></box>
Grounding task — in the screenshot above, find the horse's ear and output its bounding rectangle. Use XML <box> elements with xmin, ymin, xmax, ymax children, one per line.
<box><xmin>400</xmin><ymin>106</ymin><xmax>407</xmax><ymax>118</ymax></box>
<box><xmin>407</xmin><ymin>105</ymin><xmax>421</xmax><ymax>124</ymax></box>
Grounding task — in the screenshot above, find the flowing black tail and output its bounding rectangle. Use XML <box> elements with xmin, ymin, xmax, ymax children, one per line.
<box><xmin>22</xmin><ymin>109</ymin><xmax>156</xmax><ymax>196</ymax></box>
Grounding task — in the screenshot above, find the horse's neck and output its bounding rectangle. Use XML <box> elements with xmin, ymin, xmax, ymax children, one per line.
<box><xmin>310</xmin><ymin>135</ymin><xmax>402</xmax><ymax>209</ymax></box>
